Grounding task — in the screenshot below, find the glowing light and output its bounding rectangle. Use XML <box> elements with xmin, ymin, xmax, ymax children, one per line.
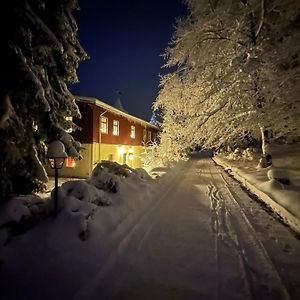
<box><xmin>66</xmin><ymin>156</ymin><xmax>76</xmax><ymax>168</ymax></box>
<box><xmin>128</xmin><ymin>153</ymin><xmax>134</xmax><ymax>161</ymax></box>
<box><xmin>118</xmin><ymin>146</ymin><xmax>124</xmax><ymax>156</ymax></box>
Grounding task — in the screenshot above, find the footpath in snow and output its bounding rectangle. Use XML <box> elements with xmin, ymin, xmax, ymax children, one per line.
<box><xmin>0</xmin><ymin>154</ymin><xmax>300</xmax><ymax>299</ymax></box>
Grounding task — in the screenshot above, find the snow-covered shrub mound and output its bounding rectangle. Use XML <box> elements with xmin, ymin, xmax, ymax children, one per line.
<box><xmin>226</xmin><ymin>148</ymin><xmax>243</xmax><ymax>160</ymax></box>
<box><xmin>242</xmin><ymin>148</ymin><xmax>254</xmax><ymax>161</ymax></box>
<box><xmin>94</xmin><ymin>160</ymin><xmax>132</xmax><ymax>177</ymax></box>
<box><xmin>87</xmin><ymin>161</ymin><xmax>133</xmax><ymax>193</ymax></box>
<box><xmin>88</xmin><ymin>169</ymin><xmax>120</xmax><ymax>193</ymax></box>
<box><xmin>87</xmin><ymin>161</ymin><xmax>151</xmax><ymax>192</ymax></box>
<box><xmin>132</xmin><ymin>168</ymin><xmax>152</xmax><ymax>180</ymax></box>
<box><xmin>0</xmin><ymin>198</ymin><xmax>31</xmax><ymax>227</ymax></box>
<box><xmin>59</xmin><ymin>180</ymin><xmax>111</xmax><ymax>206</ymax></box>
<box><xmin>0</xmin><ymin>195</ymin><xmax>46</xmax><ymax>227</ymax></box>
<box><xmin>0</xmin><ymin>195</ymin><xmax>46</xmax><ymax>245</ymax></box>
<box><xmin>267</xmin><ymin>168</ymin><xmax>290</xmax><ymax>185</ymax></box>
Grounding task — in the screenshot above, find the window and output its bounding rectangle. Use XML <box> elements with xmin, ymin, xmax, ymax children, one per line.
<box><xmin>148</xmin><ymin>131</ymin><xmax>152</xmax><ymax>141</ymax></box>
<box><xmin>32</xmin><ymin>120</ymin><xmax>38</xmax><ymax>131</ymax></box>
<box><xmin>142</xmin><ymin>129</ymin><xmax>147</xmax><ymax>142</ymax></box>
<box><xmin>66</xmin><ymin>156</ymin><xmax>75</xmax><ymax>168</ymax></box>
<box><xmin>152</xmin><ymin>132</ymin><xmax>156</xmax><ymax>141</ymax></box>
<box><xmin>100</xmin><ymin>116</ymin><xmax>108</xmax><ymax>134</ymax></box>
<box><xmin>113</xmin><ymin>120</ymin><xmax>119</xmax><ymax>136</ymax></box>
<box><xmin>130</xmin><ymin>125</ymin><xmax>135</xmax><ymax>139</ymax></box>
<box><xmin>66</xmin><ymin>116</ymin><xmax>72</xmax><ymax>133</ymax></box>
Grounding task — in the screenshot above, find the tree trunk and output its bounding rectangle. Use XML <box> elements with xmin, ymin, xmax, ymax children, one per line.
<box><xmin>258</xmin><ymin>125</ymin><xmax>272</xmax><ymax>168</ymax></box>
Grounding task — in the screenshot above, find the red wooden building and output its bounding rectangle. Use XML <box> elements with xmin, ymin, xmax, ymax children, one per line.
<box><xmin>58</xmin><ymin>96</ymin><xmax>159</xmax><ymax>178</ymax></box>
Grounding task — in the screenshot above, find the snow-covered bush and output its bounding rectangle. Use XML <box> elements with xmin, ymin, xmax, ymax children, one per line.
<box><xmin>133</xmin><ymin>168</ymin><xmax>152</xmax><ymax>180</ymax></box>
<box><xmin>93</xmin><ymin>160</ymin><xmax>132</xmax><ymax>177</ymax></box>
<box><xmin>242</xmin><ymin>148</ymin><xmax>254</xmax><ymax>161</ymax></box>
<box><xmin>87</xmin><ymin>161</ymin><xmax>125</xmax><ymax>193</ymax></box>
<box><xmin>58</xmin><ymin>181</ymin><xmax>111</xmax><ymax>207</ymax></box>
<box><xmin>142</xmin><ymin>138</ymin><xmax>187</xmax><ymax>171</ymax></box>
<box><xmin>0</xmin><ymin>195</ymin><xmax>47</xmax><ymax>227</ymax></box>
<box><xmin>0</xmin><ymin>198</ymin><xmax>31</xmax><ymax>227</ymax></box>
<box><xmin>0</xmin><ymin>195</ymin><xmax>47</xmax><ymax>245</ymax></box>
<box><xmin>86</xmin><ymin>160</ymin><xmax>151</xmax><ymax>193</ymax></box>
<box><xmin>226</xmin><ymin>148</ymin><xmax>243</xmax><ymax>161</ymax></box>
<box><xmin>87</xmin><ymin>161</ymin><xmax>151</xmax><ymax>193</ymax></box>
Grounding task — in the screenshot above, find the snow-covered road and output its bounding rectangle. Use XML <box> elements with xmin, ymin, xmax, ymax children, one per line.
<box><xmin>76</xmin><ymin>155</ymin><xmax>300</xmax><ymax>300</ymax></box>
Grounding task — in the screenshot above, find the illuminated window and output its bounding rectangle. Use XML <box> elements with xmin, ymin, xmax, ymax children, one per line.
<box><xmin>130</xmin><ymin>125</ymin><xmax>135</xmax><ymax>139</ymax></box>
<box><xmin>66</xmin><ymin>116</ymin><xmax>73</xmax><ymax>133</ymax></box>
<box><xmin>113</xmin><ymin>120</ymin><xmax>119</xmax><ymax>136</ymax></box>
<box><xmin>148</xmin><ymin>131</ymin><xmax>152</xmax><ymax>141</ymax></box>
<box><xmin>143</xmin><ymin>129</ymin><xmax>147</xmax><ymax>142</ymax></box>
<box><xmin>100</xmin><ymin>116</ymin><xmax>108</xmax><ymax>134</ymax></box>
<box><xmin>32</xmin><ymin>120</ymin><xmax>38</xmax><ymax>131</ymax></box>
<box><xmin>66</xmin><ymin>156</ymin><xmax>75</xmax><ymax>168</ymax></box>
<box><xmin>152</xmin><ymin>132</ymin><xmax>156</xmax><ymax>141</ymax></box>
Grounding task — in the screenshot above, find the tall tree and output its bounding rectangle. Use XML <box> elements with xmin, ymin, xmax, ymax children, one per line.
<box><xmin>0</xmin><ymin>0</ymin><xmax>87</xmax><ymax>198</ymax></box>
<box><xmin>153</xmin><ymin>0</ymin><xmax>300</xmax><ymax>165</ymax></box>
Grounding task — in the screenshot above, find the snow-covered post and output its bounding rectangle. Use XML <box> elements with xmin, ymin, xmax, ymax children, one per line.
<box><xmin>258</xmin><ymin>125</ymin><xmax>272</xmax><ymax>168</ymax></box>
<box><xmin>46</xmin><ymin>141</ymin><xmax>68</xmax><ymax>217</ymax></box>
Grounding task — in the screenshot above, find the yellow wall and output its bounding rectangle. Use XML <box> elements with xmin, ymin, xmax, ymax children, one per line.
<box><xmin>93</xmin><ymin>143</ymin><xmax>144</xmax><ymax>169</ymax></box>
<box><xmin>47</xmin><ymin>143</ymin><xmax>146</xmax><ymax>178</ymax></box>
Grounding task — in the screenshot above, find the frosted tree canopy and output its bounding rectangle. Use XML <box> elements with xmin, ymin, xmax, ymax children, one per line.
<box><xmin>152</xmin><ymin>0</ymin><xmax>300</xmax><ymax>163</ymax></box>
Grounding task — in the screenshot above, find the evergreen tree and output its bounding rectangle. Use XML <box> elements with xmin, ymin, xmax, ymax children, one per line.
<box><xmin>0</xmin><ymin>0</ymin><xmax>87</xmax><ymax>198</ymax></box>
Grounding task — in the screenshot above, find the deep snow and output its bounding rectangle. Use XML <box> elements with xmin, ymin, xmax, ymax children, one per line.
<box><xmin>0</xmin><ymin>151</ymin><xmax>300</xmax><ymax>299</ymax></box>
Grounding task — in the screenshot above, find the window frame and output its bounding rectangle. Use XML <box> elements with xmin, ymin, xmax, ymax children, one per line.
<box><xmin>100</xmin><ymin>116</ymin><xmax>108</xmax><ymax>134</ymax></box>
<box><xmin>142</xmin><ymin>128</ymin><xmax>147</xmax><ymax>142</ymax></box>
<box><xmin>113</xmin><ymin>120</ymin><xmax>120</xmax><ymax>136</ymax></box>
<box><xmin>66</xmin><ymin>116</ymin><xmax>73</xmax><ymax>133</ymax></box>
<box><xmin>130</xmin><ymin>125</ymin><xmax>136</xmax><ymax>139</ymax></box>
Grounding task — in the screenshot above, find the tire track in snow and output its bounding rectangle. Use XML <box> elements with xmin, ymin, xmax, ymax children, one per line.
<box><xmin>74</xmin><ymin>160</ymin><xmax>193</xmax><ymax>300</ymax></box>
<box><xmin>207</xmin><ymin>161</ymin><xmax>290</xmax><ymax>300</ymax></box>
<box><xmin>208</xmin><ymin>183</ymin><xmax>251</xmax><ymax>300</ymax></box>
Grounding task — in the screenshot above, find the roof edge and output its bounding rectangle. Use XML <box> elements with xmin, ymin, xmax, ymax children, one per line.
<box><xmin>75</xmin><ymin>96</ymin><xmax>159</xmax><ymax>130</ymax></box>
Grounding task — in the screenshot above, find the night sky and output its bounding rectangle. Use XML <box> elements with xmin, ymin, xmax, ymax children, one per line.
<box><xmin>70</xmin><ymin>0</ymin><xmax>187</xmax><ymax>121</ymax></box>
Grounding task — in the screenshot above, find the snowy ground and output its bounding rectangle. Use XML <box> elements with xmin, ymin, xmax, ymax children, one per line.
<box><xmin>0</xmin><ymin>153</ymin><xmax>300</xmax><ymax>299</ymax></box>
<box><xmin>213</xmin><ymin>143</ymin><xmax>300</xmax><ymax>234</ymax></box>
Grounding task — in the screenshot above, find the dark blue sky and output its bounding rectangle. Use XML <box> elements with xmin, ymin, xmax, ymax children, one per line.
<box><xmin>70</xmin><ymin>0</ymin><xmax>187</xmax><ymax>121</ymax></box>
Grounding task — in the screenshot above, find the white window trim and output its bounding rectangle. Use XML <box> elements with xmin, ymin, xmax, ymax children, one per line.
<box><xmin>100</xmin><ymin>116</ymin><xmax>108</xmax><ymax>134</ymax></box>
<box><xmin>113</xmin><ymin>120</ymin><xmax>119</xmax><ymax>136</ymax></box>
<box><xmin>66</xmin><ymin>116</ymin><xmax>73</xmax><ymax>133</ymax></box>
<box><xmin>130</xmin><ymin>125</ymin><xmax>136</xmax><ymax>139</ymax></box>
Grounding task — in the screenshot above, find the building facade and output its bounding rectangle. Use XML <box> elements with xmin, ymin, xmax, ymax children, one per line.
<box><xmin>57</xmin><ymin>96</ymin><xmax>159</xmax><ymax>178</ymax></box>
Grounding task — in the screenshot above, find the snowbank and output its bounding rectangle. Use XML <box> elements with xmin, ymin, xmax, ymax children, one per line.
<box><xmin>213</xmin><ymin>143</ymin><xmax>300</xmax><ymax>234</ymax></box>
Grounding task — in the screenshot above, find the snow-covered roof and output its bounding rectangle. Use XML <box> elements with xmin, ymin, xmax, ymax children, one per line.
<box><xmin>76</xmin><ymin>96</ymin><xmax>159</xmax><ymax>130</ymax></box>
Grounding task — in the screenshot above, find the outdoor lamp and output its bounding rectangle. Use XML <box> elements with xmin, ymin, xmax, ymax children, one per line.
<box><xmin>46</xmin><ymin>140</ymin><xmax>68</xmax><ymax>217</ymax></box>
<box><xmin>128</xmin><ymin>153</ymin><xmax>134</xmax><ymax>161</ymax></box>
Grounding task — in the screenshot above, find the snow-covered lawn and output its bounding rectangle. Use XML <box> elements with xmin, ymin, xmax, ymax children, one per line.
<box><xmin>213</xmin><ymin>143</ymin><xmax>300</xmax><ymax>234</ymax></box>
